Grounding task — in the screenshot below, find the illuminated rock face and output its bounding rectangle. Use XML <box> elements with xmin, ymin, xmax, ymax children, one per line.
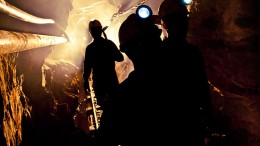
<box><xmin>0</xmin><ymin>0</ymin><xmax>259</xmax><ymax>145</ymax></box>
<box><xmin>0</xmin><ymin>0</ymin><xmax>75</xmax><ymax>146</ymax></box>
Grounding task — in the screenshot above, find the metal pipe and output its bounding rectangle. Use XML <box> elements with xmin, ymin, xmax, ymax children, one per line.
<box><xmin>0</xmin><ymin>0</ymin><xmax>55</xmax><ymax>24</ymax></box>
<box><xmin>0</xmin><ymin>0</ymin><xmax>71</xmax><ymax>42</ymax></box>
<box><xmin>0</xmin><ymin>30</ymin><xmax>68</xmax><ymax>55</ymax></box>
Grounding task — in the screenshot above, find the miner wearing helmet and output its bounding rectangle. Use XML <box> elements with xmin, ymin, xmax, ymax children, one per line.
<box><xmin>158</xmin><ymin>0</ymin><xmax>214</xmax><ymax>145</ymax></box>
<box><xmin>83</xmin><ymin>19</ymin><xmax>124</xmax><ymax>111</ymax></box>
<box><xmin>95</xmin><ymin>9</ymin><xmax>170</xmax><ymax>145</ymax></box>
<box><xmin>118</xmin><ymin>13</ymin><xmax>162</xmax><ymax>64</ymax></box>
<box><xmin>88</xmin><ymin>19</ymin><xmax>107</xmax><ymax>40</ymax></box>
<box><xmin>158</xmin><ymin>0</ymin><xmax>190</xmax><ymax>40</ymax></box>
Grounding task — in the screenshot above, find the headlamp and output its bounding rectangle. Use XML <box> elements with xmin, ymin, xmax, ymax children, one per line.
<box><xmin>136</xmin><ymin>5</ymin><xmax>152</xmax><ymax>19</ymax></box>
<box><xmin>182</xmin><ymin>0</ymin><xmax>193</xmax><ymax>5</ymax></box>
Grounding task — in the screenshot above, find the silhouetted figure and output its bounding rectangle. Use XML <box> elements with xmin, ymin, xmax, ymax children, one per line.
<box><xmin>158</xmin><ymin>0</ymin><xmax>213</xmax><ymax>145</ymax></box>
<box><xmin>95</xmin><ymin>8</ymin><xmax>165</xmax><ymax>145</ymax></box>
<box><xmin>83</xmin><ymin>19</ymin><xmax>124</xmax><ymax>109</ymax></box>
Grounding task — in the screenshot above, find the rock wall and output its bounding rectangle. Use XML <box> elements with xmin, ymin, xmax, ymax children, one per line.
<box><xmin>188</xmin><ymin>0</ymin><xmax>260</xmax><ymax>145</ymax></box>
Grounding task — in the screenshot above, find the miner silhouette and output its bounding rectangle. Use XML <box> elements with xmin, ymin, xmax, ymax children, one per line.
<box><xmin>94</xmin><ymin>5</ymin><xmax>172</xmax><ymax>145</ymax></box>
<box><xmin>158</xmin><ymin>0</ymin><xmax>214</xmax><ymax>145</ymax></box>
<box><xmin>83</xmin><ymin>19</ymin><xmax>124</xmax><ymax>110</ymax></box>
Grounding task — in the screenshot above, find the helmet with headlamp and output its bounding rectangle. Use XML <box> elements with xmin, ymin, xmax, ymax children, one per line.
<box><xmin>158</xmin><ymin>0</ymin><xmax>191</xmax><ymax>20</ymax></box>
<box><xmin>119</xmin><ymin>5</ymin><xmax>159</xmax><ymax>53</ymax></box>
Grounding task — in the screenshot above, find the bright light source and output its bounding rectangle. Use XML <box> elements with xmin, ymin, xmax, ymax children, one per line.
<box><xmin>138</xmin><ymin>7</ymin><xmax>150</xmax><ymax>18</ymax></box>
<box><xmin>183</xmin><ymin>0</ymin><xmax>192</xmax><ymax>5</ymax></box>
<box><xmin>90</xmin><ymin>18</ymin><xmax>95</xmax><ymax>21</ymax></box>
<box><xmin>136</xmin><ymin>5</ymin><xmax>152</xmax><ymax>19</ymax></box>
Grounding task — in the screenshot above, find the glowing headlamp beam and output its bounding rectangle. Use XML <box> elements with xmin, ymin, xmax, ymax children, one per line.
<box><xmin>0</xmin><ymin>30</ymin><xmax>68</xmax><ymax>55</ymax></box>
<box><xmin>183</xmin><ymin>0</ymin><xmax>193</xmax><ymax>5</ymax></box>
<box><xmin>0</xmin><ymin>0</ymin><xmax>54</xmax><ymax>24</ymax></box>
<box><xmin>136</xmin><ymin>5</ymin><xmax>152</xmax><ymax>19</ymax></box>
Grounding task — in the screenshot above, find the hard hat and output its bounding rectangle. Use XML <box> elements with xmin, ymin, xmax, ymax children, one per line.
<box><xmin>119</xmin><ymin>5</ymin><xmax>155</xmax><ymax>46</ymax></box>
<box><xmin>158</xmin><ymin>0</ymin><xmax>188</xmax><ymax>20</ymax></box>
<box><xmin>88</xmin><ymin>19</ymin><xmax>102</xmax><ymax>30</ymax></box>
<box><xmin>119</xmin><ymin>14</ymin><xmax>154</xmax><ymax>49</ymax></box>
<box><xmin>118</xmin><ymin>13</ymin><xmax>161</xmax><ymax>53</ymax></box>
